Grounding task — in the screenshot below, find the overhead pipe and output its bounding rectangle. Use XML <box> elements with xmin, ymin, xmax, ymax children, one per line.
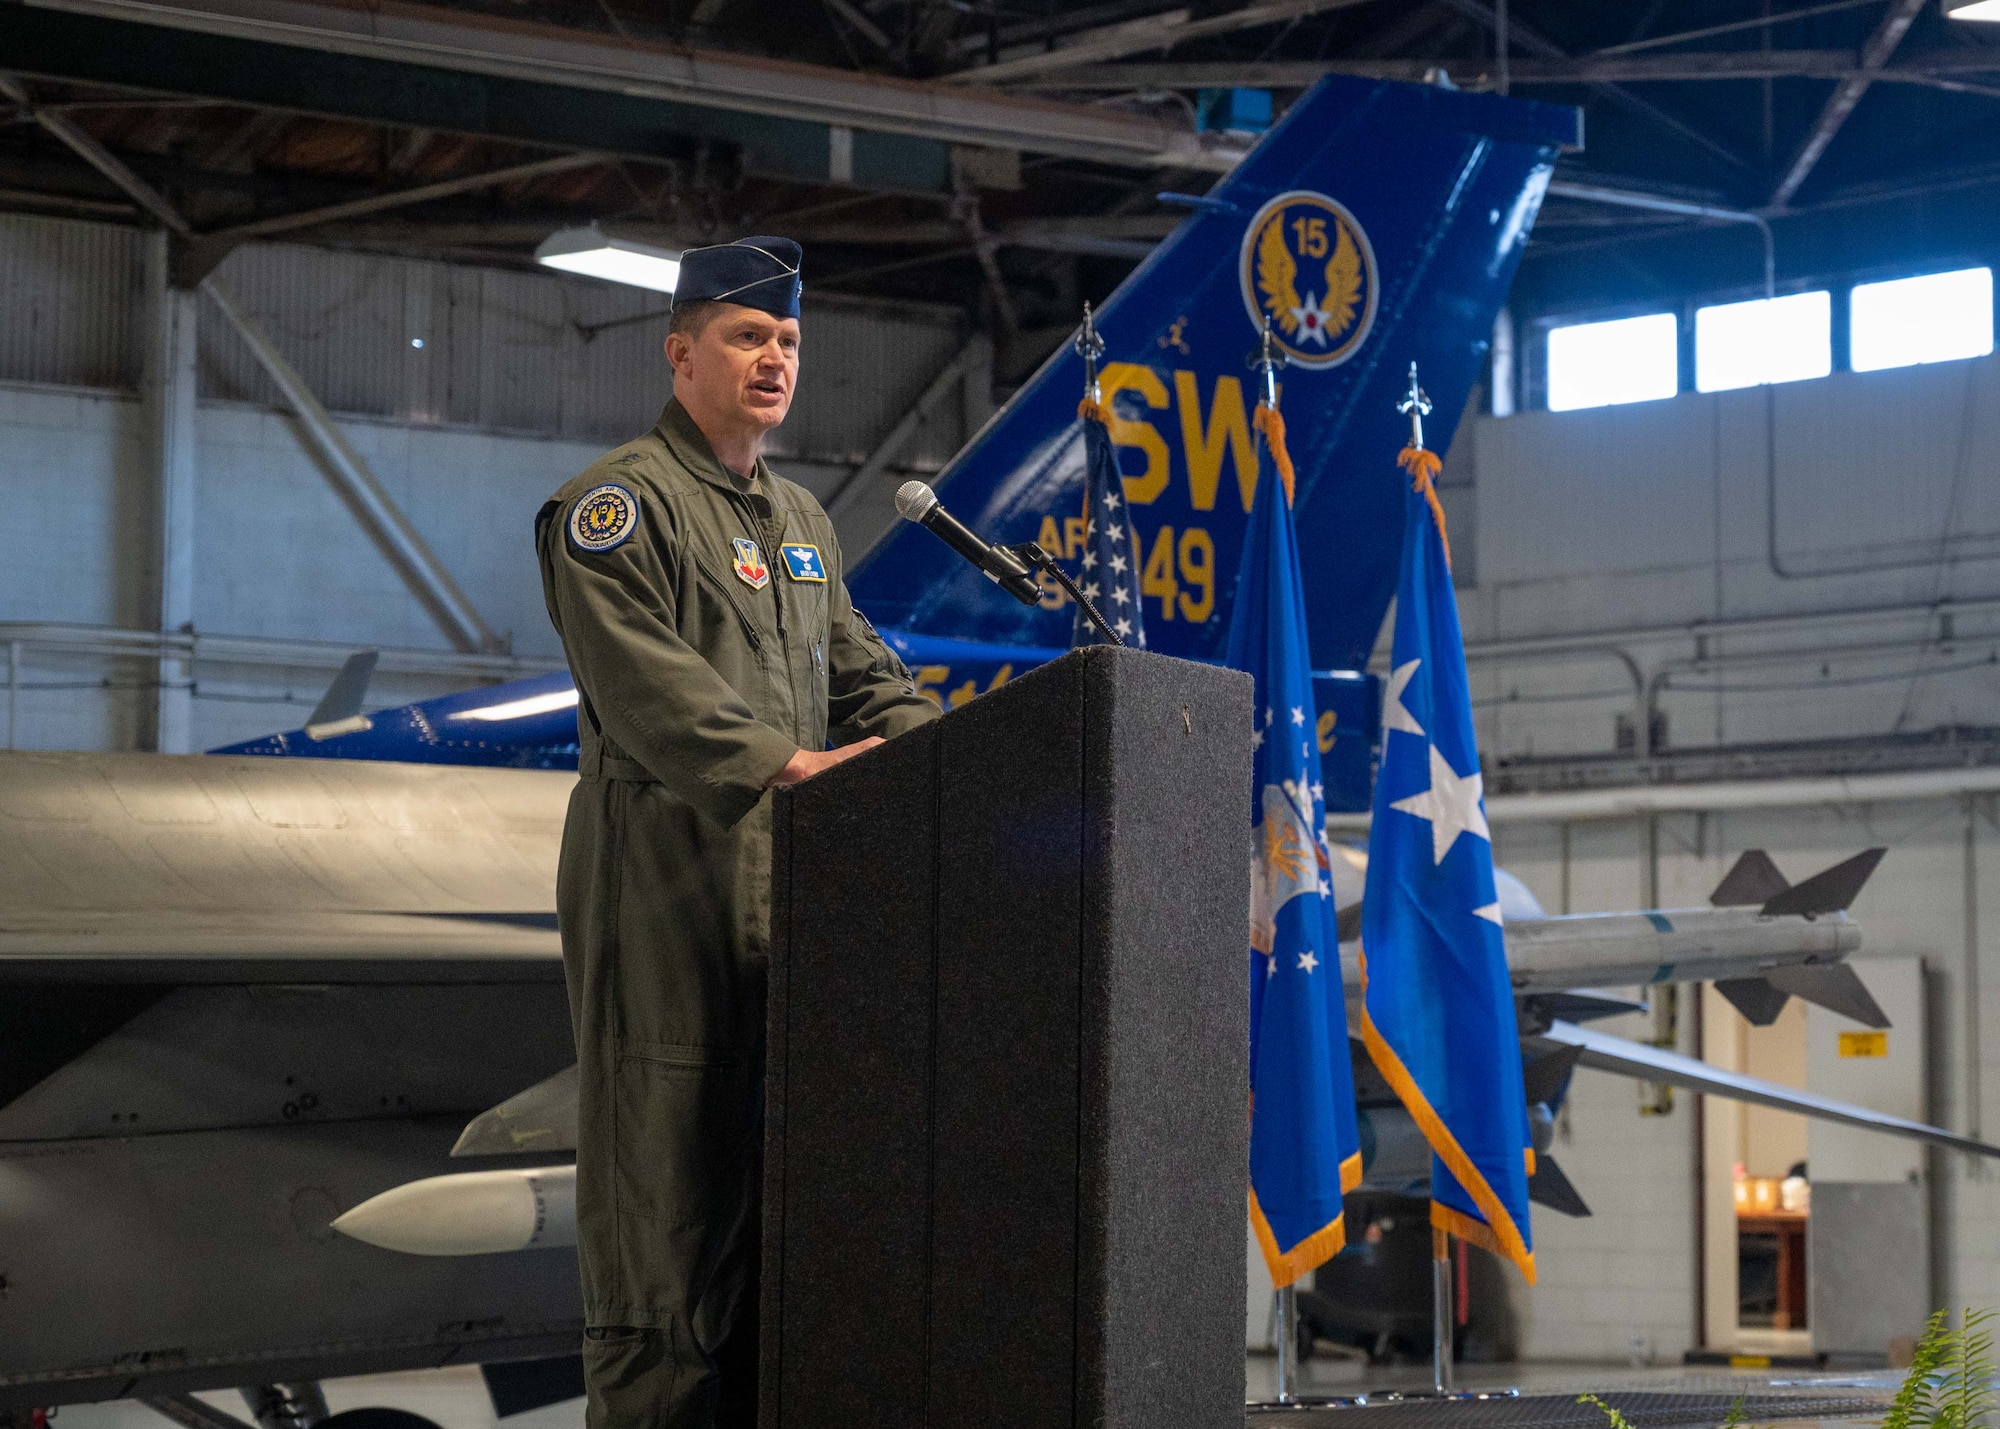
<box><xmin>1544</xmin><ymin>180</ymin><xmax>1774</xmax><ymax>299</ymax></box>
<box><xmin>0</xmin><ymin>621</ymin><xmax>554</xmax><ymax>679</ymax></box>
<box><xmin>1327</xmin><ymin>764</ymin><xmax>2000</xmax><ymax>830</ymax></box>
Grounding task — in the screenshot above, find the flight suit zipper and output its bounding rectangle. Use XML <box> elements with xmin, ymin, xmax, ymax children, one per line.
<box><xmin>687</xmin><ymin>546</ymin><xmax>764</xmax><ymax>650</ymax></box>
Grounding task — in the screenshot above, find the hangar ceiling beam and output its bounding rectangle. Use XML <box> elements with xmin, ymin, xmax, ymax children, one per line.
<box><xmin>6</xmin><ymin>0</ymin><xmax>1243</xmax><ymax>172</ymax></box>
<box><xmin>1769</xmin><ymin>0</ymin><xmax>1928</xmax><ymax>209</ymax></box>
<box><xmin>200</xmin><ymin>150</ymin><xmax>605</xmax><ymax>244</ymax></box>
<box><xmin>0</xmin><ymin>73</ymin><xmax>193</xmax><ymax>235</ymax></box>
<box><xmin>1017</xmin><ymin>50</ymin><xmax>2000</xmax><ymax>88</ymax></box>
<box><xmin>943</xmin><ymin>0</ymin><xmax>1376</xmax><ymax>84</ymax></box>
<box><xmin>201</xmin><ymin>281</ymin><xmax>502</xmax><ymax>655</ymax></box>
<box><xmin>1438</xmin><ymin>0</ymin><xmax>1753</xmax><ymax>172</ymax></box>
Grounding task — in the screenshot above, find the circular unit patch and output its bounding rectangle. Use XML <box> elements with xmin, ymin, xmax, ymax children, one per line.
<box><xmin>1238</xmin><ymin>190</ymin><xmax>1378</xmax><ymax>370</ymax></box>
<box><xmin>569</xmin><ymin>483</ymin><xmax>639</xmax><ymax>553</ymax></box>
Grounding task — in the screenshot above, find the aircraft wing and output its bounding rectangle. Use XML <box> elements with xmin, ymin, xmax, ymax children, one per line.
<box><xmin>0</xmin><ymin>909</ymin><xmax>559</xmax><ymax>982</ymax></box>
<box><xmin>0</xmin><ymin>750</ymin><xmax>567</xmax><ymax>981</ymax></box>
<box><xmin>1534</xmin><ymin>1018</ymin><xmax>2000</xmax><ymax>1159</ymax></box>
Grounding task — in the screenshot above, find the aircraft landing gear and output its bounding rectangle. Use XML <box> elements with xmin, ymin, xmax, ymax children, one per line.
<box><xmin>242</xmin><ymin>1384</ymin><xmax>328</xmax><ymax>1429</ymax></box>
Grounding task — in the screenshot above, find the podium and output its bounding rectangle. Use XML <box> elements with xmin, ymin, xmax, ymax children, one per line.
<box><xmin>763</xmin><ymin>646</ymin><xmax>1252</xmax><ymax>1429</ymax></box>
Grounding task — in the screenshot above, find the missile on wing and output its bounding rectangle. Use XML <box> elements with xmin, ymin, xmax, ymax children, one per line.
<box><xmin>331</xmin><ymin>1165</ymin><xmax>576</xmax><ymax>1255</ymax></box>
<box><xmin>1334</xmin><ymin>847</ymin><xmax>1889</xmax><ymax>1028</ymax></box>
<box><xmin>1500</xmin><ymin>849</ymin><xmax>1888</xmax><ymax>1027</ymax></box>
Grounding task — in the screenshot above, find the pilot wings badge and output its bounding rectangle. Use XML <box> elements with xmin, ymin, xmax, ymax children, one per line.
<box><xmin>1239</xmin><ymin>191</ymin><xmax>1377</xmax><ymax>369</ymax></box>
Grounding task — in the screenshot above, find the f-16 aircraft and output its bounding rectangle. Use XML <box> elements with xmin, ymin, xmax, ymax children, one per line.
<box><xmin>0</xmin><ymin>71</ymin><xmax>1985</xmax><ymax>1421</ymax></box>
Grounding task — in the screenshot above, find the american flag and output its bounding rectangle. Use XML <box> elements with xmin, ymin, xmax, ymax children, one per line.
<box><xmin>1072</xmin><ymin>407</ymin><xmax>1147</xmax><ymax>649</ymax></box>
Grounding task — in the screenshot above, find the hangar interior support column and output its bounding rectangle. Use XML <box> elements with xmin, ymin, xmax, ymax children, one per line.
<box><xmin>141</xmin><ymin>230</ymin><xmax>200</xmax><ymax>754</ymax></box>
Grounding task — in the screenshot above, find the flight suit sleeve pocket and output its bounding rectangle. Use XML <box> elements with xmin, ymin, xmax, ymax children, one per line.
<box><xmin>613</xmin><ymin>1043</ymin><xmax>754</xmax><ymax>1230</ymax></box>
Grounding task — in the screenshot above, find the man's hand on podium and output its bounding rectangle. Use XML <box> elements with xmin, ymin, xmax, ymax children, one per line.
<box><xmin>768</xmin><ymin>737</ymin><xmax>884</xmax><ymax>788</ymax></box>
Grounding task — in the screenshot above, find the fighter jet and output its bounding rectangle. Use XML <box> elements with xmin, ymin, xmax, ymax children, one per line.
<box><xmin>0</xmin><ymin>69</ymin><xmax>1976</xmax><ymax>1423</ymax></box>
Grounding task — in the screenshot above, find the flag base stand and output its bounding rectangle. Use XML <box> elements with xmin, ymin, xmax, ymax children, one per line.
<box><xmin>1245</xmin><ymin>1391</ymin><xmax>1521</xmax><ymax>1416</ymax></box>
<box><xmin>1243</xmin><ymin>1284</ymin><xmax>1520</xmax><ymax>1414</ymax></box>
<box><xmin>1432</xmin><ymin>1226</ymin><xmax>1454</xmax><ymax>1394</ymax></box>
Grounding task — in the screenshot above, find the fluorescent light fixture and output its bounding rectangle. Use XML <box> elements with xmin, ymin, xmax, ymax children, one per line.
<box><xmin>535</xmin><ymin>227</ymin><xmax>682</xmax><ymax>294</ymax></box>
<box><xmin>1695</xmin><ymin>290</ymin><xmax>1832</xmax><ymax>393</ymax></box>
<box><xmin>1546</xmin><ymin>312</ymin><xmax>1679</xmax><ymax>412</ymax></box>
<box><xmin>451</xmin><ymin>688</ymin><xmax>581</xmax><ymax>723</ymax></box>
<box><xmin>1850</xmin><ymin>266</ymin><xmax>1995</xmax><ymax>373</ymax></box>
<box><xmin>1946</xmin><ymin>0</ymin><xmax>2000</xmax><ymax>19</ymax></box>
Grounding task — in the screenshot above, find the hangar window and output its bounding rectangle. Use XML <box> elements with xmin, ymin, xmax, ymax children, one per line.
<box><xmin>1545</xmin><ymin>312</ymin><xmax>1679</xmax><ymax>412</ymax></box>
<box><xmin>1849</xmin><ymin>267</ymin><xmax>1995</xmax><ymax>373</ymax></box>
<box><xmin>1695</xmin><ymin>291</ymin><xmax>1832</xmax><ymax>393</ymax></box>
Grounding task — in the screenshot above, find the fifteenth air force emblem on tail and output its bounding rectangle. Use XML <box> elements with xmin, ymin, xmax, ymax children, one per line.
<box><xmin>1240</xmin><ymin>191</ymin><xmax>1377</xmax><ymax>369</ymax></box>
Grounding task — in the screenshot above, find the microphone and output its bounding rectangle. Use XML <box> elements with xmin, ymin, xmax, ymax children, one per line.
<box><xmin>894</xmin><ymin>481</ymin><xmax>1043</xmax><ymax>606</ymax></box>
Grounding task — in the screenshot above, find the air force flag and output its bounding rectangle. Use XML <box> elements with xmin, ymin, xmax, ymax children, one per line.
<box><xmin>1360</xmin><ymin>466</ymin><xmax>1536</xmax><ymax>1282</ymax></box>
<box><xmin>1228</xmin><ymin>432</ymin><xmax>1361</xmax><ymax>1288</ymax></box>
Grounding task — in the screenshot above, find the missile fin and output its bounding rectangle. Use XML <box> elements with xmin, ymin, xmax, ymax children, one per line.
<box><xmin>1521</xmin><ymin>1043</ymin><xmax>1582</xmax><ymax>1108</ymax></box>
<box><xmin>1711</xmin><ymin>850</ymin><xmax>1789</xmax><ymax>906</ymax></box>
<box><xmin>1760</xmin><ymin>848</ymin><xmax>1885</xmax><ymax>918</ymax></box>
<box><xmin>1527</xmin><ymin>1153</ymin><xmax>1591</xmax><ymax>1217</ymax></box>
<box><xmin>453</xmin><ymin>1062</ymin><xmax>579</xmax><ymax>1157</ymax></box>
<box><xmin>1766</xmin><ymin>961</ymin><xmax>1891</xmax><ymax>1029</ymax></box>
<box><xmin>1714</xmin><ymin>976</ymin><xmax>1791</xmax><ymax>1027</ymax></box>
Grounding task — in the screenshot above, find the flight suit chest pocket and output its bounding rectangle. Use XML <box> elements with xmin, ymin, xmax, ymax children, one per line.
<box><xmin>685</xmin><ymin>545</ymin><xmax>769</xmax><ymax>675</ymax></box>
<box><xmin>613</xmin><ymin>1040</ymin><xmax>754</xmax><ymax>1229</ymax></box>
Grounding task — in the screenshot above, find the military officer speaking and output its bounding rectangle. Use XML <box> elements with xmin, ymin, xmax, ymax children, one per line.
<box><xmin>535</xmin><ymin>236</ymin><xmax>938</xmax><ymax>1428</ymax></box>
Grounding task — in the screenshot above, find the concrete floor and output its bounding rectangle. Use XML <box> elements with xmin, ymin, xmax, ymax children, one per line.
<box><xmin>44</xmin><ymin>1356</ymin><xmax>1905</xmax><ymax>1429</ymax></box>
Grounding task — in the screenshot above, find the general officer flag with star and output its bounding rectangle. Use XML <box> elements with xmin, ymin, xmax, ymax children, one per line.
<box><xmin>1226</xmin><ymin>419</ymin><xmax>1360</xmax><ymax>1288</ymax></box>
<box><xmin>1360</xmin><ymin>450</ymin><xmax>1537</xmax><ymax>1283</ymax></box>
<box><xmin>1072</xmin><ymin>401</ymin><xmax>1146</xmax><ymax>648</ymax></box>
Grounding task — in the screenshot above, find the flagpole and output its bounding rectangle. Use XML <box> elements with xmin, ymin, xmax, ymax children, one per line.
<box><xmin>1431</xmin><ymin>1227</ymin><xmax>1454</xmax><ymax>1392</ymax></box>
<box><xmin>1274</xmin><ymin>1286</ymin><xmax>1297</xmax><ymax>1403</ymax></box>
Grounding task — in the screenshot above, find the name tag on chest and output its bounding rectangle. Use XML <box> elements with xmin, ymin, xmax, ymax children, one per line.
<box><xmin>780</xmin><ymin>544</ymin><xmax>827</xmax><ymax>583</ymax></box>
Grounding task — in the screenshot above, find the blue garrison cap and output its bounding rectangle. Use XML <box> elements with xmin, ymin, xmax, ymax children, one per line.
<box><xmin>673</xmin><ymin>235</ymin><xmax>802</xmax><ymax>319</ymax></box>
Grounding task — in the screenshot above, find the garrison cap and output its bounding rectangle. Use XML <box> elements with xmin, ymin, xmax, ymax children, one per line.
<box><xmin>674</xmin><ymin>236</ymin><xmax>802</xmax><ymax>319</ymax></box>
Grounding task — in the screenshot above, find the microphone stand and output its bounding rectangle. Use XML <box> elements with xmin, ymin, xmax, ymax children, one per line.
<box><xmin>1005</xmin><ymin>541</ymin><xmax>1124</xmax><ymax>648</ymax></box>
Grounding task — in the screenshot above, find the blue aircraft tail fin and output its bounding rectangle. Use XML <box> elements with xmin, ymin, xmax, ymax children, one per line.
<box><xmin>849</xmin><ymin>77</ymin><xmax>1578</xmax><ymax>671</ymax></box>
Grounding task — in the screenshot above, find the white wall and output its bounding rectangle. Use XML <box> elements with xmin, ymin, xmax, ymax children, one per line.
<box><xmin>1449</xmin><ymin>352</ymin><xmax>2000</xmax><ymax>1358</ymax></box>
<box><xmin>1461</xmin><ymin>353</ymin><xmax>2000</xmax><ymax>762</ymax></box>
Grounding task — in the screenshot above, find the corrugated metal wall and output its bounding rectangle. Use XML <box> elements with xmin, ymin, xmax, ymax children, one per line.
<box><xmin>0</xmin><ymin>212</ymin><xmax>967</xmax><ymax>460</ymax></box>
<box><xmin>0</xmin><ymin>214</ymin><xmax>143</xmax><ymax>392</ymax></box>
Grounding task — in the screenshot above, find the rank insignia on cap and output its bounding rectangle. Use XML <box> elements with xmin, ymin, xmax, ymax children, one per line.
<box><xmin>569</xmin><ymin>483</ymin><xmax>638</xmax><ymax>553</ymax></box>
<box><xmin>732</xmin><ymin>537</ymin><xmax>771</xmax><ymax>590</ymax></box>
<box><xmin>780</xmin><ymin>543</ymin><xmax>827</xmax><ymax>583</ymax></box>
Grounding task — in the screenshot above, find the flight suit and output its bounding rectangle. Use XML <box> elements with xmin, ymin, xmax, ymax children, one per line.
<box><xmin>535</xmin><ymin>397</ymin><xmax>937</xmax><ymax>1428</ymax></box>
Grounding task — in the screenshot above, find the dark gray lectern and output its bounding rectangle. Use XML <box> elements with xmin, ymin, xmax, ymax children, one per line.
<box><xmin>763</xmin><ymin>646</ymin><xmax>1251</xmax><ymax>1429</ymax></box>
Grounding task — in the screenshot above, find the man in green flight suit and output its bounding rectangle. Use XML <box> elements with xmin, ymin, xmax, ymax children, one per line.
<box><xmin>535</xmin><ymin>236</ymin><xmax>938</xmax><ymax>1429</ymax></box>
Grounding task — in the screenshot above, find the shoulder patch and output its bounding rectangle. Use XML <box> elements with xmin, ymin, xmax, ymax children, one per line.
<box><xmin>569</xmin><ymin>483</ymin><xmax>639</xmax><ymax>553</ymax></box>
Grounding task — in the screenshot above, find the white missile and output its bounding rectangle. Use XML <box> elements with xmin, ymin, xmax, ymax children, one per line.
<box><xmin>331</xmin><ymin>1165</ymin><xmax>576</xmax><ymax>1255</ymax></box>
